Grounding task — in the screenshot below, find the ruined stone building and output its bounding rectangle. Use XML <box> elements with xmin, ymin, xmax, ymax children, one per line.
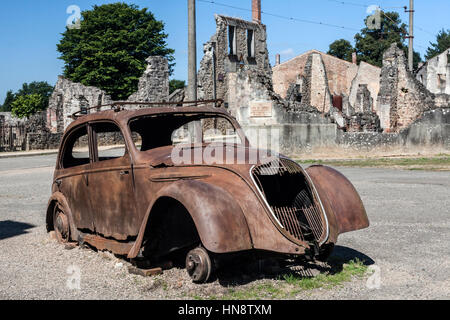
<box><xmin>272</xmin><ymin>50</ymin><xmax>381</xmax><ymax>131</ymax></box>
<box><xmin>378</xmin><ymin>43</ymin><xmax>450</xmax><ymax>132</ymax></box>
<box><xmin>416</xmin><ymin>47</ymin><xmax>450</xmax><ymax>95</ymax></box>
<box><xmin>195</xmin><ymin>0</ymin><xmax>449</xmax><ymax>153</ymax></box>
<box><xmin>46</xmin><ymin>56</ymin><xmax>171</xmax><ymax>134</ymax></box>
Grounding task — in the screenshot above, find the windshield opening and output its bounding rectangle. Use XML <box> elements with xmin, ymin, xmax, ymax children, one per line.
<box><xmin>129</xmin><ymin>113</ymin><xmax>243</xmax><ymax>152</ymax></box>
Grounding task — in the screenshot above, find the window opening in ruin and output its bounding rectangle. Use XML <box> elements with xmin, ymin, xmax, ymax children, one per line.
<box><xmin>247</xmin><ymin>29</ymin><xmax>255</xmax><ymax>58</ymax></box>
<box><xmin>79</xmin><ymin>97</ymin><xmax>89</xmax><ymax>115</ymax></box>
<box><xmin>228</xmin><ymin>25</ymin><xmax>236</xmax><ymax>56</ymax></box>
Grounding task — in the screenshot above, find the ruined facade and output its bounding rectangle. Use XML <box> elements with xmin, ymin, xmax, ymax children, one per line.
<box><xmin>197</xmin><ymin>14</ymin><xmax>273</xmax><ymax>123</ymax></box>
<box><xmin>377</xmin><ymin>43</ymin><xmax>450</xmax><ymax>132</ymax></box>
<box><xmin>47</xmin><ymin>56</ymin><xmax>170</xmax><ymax>134</ymax></box>
<box><xmin>272</xmin><ymin>50</ymin><xmax>381</xmax><ymax>114</ymax></box>
<box><xmin>416</xmin><ymin>47</ymin><xmax>450</xmax><ymax>95</ymax></box>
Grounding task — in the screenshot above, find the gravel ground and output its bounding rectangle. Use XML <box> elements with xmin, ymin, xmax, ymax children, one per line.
<box><xmin>0</xmin><ymin>154</ymin><xmax>449</xmax><ymax>300</ymax></box>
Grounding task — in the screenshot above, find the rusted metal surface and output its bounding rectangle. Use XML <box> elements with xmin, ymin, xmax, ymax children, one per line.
<box><xmin>306</xmin><ymin>165</ymin><xmax>369</xmax><ymax>237</ymax></box>
<box><xmin>81</xmin><ymin>234</ymin><xmax>133</xmax><ymax>256</ymax></box>
<box><xmin>47</xmin><ymin>102</ymin><xmax>369</xmax><ymax>270</ymax></box>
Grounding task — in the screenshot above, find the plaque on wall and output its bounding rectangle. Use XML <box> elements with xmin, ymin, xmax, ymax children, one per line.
<box><xmin>249</xmin><ymin>101</ymin><xmax>273</xmax><ymax>118</ymax></box>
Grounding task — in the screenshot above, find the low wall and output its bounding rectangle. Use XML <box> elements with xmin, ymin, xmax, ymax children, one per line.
<box><xmin>244</xmin><ymin>108</ymin><xmax>450</xmax><ymax>156</ymax></box>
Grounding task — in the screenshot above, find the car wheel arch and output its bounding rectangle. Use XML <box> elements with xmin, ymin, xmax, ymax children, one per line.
<box><xmin>46</xmin><ymin>192</ymin><xmax>79</xmax><ymax>241</ymax></box>
<box><xmin>128</xmin><ymin>179</ymin><xmax>253</xmax><ymax>259</ymax></box>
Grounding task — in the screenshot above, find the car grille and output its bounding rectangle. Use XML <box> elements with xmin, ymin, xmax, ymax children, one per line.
<box><xmin>252</xmin><ymin>158</ymin><xmax>326</xmax><ymax>244</ymax></box>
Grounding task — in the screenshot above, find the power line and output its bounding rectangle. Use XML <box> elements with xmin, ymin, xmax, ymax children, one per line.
<box><xmin>197</xmin><ymin>0</ymin><xmax>359</xmax><ymax>31</ymax></box>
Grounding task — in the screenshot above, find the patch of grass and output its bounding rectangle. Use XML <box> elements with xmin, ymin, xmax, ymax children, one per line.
<box><xmin>297</xmin><ymin>156</ymin><xmax>450</xmax><ymax>170</ymax></box>
<box><xmin>282</xmin><ymin>259</ymin><xmax>367</xmax><ymax>291</ymax></box>
<box><xmin>201</xmin><ymin>259</ymin><xmax>368</xmax><ymax>300</ymax></box>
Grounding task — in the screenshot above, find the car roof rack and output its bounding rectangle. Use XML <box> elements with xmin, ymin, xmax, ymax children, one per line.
<box><xmin>70</xmin><ymin>99</ymin><xmax>224</xmax><ymax>119</ymax></box>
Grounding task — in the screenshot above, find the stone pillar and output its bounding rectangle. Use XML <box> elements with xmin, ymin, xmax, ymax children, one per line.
<box><xmin>352</xmin><ymin>52</ymin><xmax>357</xmax><ymax>64</ymax></box>
<box><xmin>252</xmin><ymin>0</ymin><xmax>261</xmax><ymax>23</ymax></box>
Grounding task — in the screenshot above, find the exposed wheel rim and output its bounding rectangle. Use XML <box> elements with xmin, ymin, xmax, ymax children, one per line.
<box><xmin>186</xmin><ymin>247</ymin><xmax>212</xmax><ymax>283</ymax></box>
<box><xmin>53</xmin><ymin>204</ymin><xmax>69</xmax><ymax>243</ymax></box>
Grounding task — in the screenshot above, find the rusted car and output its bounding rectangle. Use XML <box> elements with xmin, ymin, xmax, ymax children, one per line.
<box><xmin>47</xmin><ymin>101</ymin><xmax>369</xmax><ymax>283</ymax></box>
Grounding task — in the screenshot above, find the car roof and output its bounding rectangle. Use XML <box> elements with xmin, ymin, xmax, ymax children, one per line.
<box><xmin>65</xmin><ymin>105</ymin><xmax>233</xmax><ymax>133</ymax></box>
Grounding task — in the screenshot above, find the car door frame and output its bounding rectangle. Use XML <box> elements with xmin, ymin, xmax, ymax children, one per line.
<box><xmin>86</xmin><ymin>119</ymin><xmax>139</xmax><ymax>240</ymax></box>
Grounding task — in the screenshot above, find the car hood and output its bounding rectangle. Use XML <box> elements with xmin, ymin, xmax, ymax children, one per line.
<box><xmin>136</xmin><ymin>144</ymin><xmax>282</xmax><ymax>170</ymax></box>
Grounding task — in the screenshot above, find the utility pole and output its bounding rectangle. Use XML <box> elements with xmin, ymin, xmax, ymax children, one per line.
<box><xmin>187</xmin><ymin>0</ymin><xmax>201</xmax><ymax>144</ymax></box>
<box><xmin>407</xmin><ymin>0</ymin><xmax>414</xmax><ymax>71</ymax></box>
<box><xmin>188</xmin><ymin>0</ymin><xmax>197</xmax><ymax>101</ymax></box>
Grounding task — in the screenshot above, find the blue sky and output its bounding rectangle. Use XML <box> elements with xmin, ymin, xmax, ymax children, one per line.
<box><xmin>0</xmin><ymin>0</ymin><xmax>449</xmax><ymax>103</ymax></box>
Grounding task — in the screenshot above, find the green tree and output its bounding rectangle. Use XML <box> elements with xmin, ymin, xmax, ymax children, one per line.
<box><xmin>0</xmin><ymin>90</ymin><xmax>15</xmax><ymax>112</ymax></box>
<box><xmin>57</xmin><ymin>3</ymin><xmax>175</xmax><ymax>100</ymax></box>
<box><xmin>11</xmin><ymin>94</ymin><xmax>45</xmax><ymax>119</ymax></box>
<box><xmin>425</xmin><ymin>29</ymin><xmax>450</xmax><ymax>60</ymax></box>
<box><xmin>354</xmin><ymin>11</ymin><xmax>421</xmax><ymax>69</ymax></box>
<box><xmin>169</xmin><ymin>79</ymin><xmax>186</xmax><ymax>94</ymax></box>
<box><xmin>327</xmin><ymin>39</ymin><xmax>354</xmax><ymax>62</ymax></box>
<box><xmin>15</xmin><ymin>81</ymin><xmax>54</xmax><ymax>108</ymax></box>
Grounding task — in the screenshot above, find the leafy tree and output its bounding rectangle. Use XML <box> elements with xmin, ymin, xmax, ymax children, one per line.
<box><xmin>0</xmin><ymin>90</ymin><xmax>15</xmax><ymax>112</ymax></box>
<box><xmin>169</xmin><ymin>79</ymin><xmax>186</xmax><ymax>94</ymax></box>
<box><xmin>15</xmin><ymin>81</ymin><xmax>54</xmax><ymax>108</ymax></box>
<box><xmin>327</xmin><ymin>39</ymin><xmax>354</xmax><ymax>62</ymax></box>
<box><xmin>11</xmin><ymin>94</ymin><xmax>45</xmax><ymax>119</ymax></box>
<box><xmin>353</xmin><ymin>11</ymin><xmax>421</xmax><ymax>69</ymax></box>
<box><xmin>425</xmin><ymin>29</ymin><xmax>450</xmax><ymax>60</ymax></box>
<box><xmin>57</xmin><ymin>3</ymin><xmax>175</xmax><ymax>100</ymax></box>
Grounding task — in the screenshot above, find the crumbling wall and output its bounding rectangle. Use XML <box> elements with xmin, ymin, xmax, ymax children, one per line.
<box><xmin>272</xmin><ymin>50</ymin><xmax>360</xmax><ymax>100</ymax></box>
<box><xmin>377</xmin><ymin>43</ymin><xmax>450</xmax><ymax>132</ymax></box>
<box><xmin>300</xmin><ymin>53</ymin><xmax>333</xmax><ymax>113</ymax></box>
<box><xmin>198</xmin><ymin>15</ymin><xmax>271</xmax><ymax>103</ymax></box>
<box><xmin>25</xmin><ymin>111</ymin><xmax>62</xmax><ymax>150</ymax></box>
<box><xmin>127</xmin><ymin>56</ymin><xmax>169</xmax><ymax>102</ymax></box>
<box><xmin>47</xmin><ymin>56</ymin><xmax>170</xmax><ymax>134</ymax></box>
<box><xmin>416</xmin><ymin>48</ymin><xmax>450</xmax><ymax>95</ymax></box>
<box><xmin>348</xmin><ymin>61</ymin><xmax>381</xmax><ymax>113</ymax></box>
<box><xmin>47</xmin><ymin>76</ymin><xmax>113</xmax><ymax>133</ymax></box>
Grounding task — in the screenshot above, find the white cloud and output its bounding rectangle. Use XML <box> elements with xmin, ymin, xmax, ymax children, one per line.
<box><xmin>280</xmin><ymin>48</ymin><xmax>294</xmax><ymax>57</ymax></box>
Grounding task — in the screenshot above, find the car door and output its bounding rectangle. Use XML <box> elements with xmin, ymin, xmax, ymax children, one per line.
<box><xmin>58</xmin><ymin>124</ymin><xmax>95</xmax><ymax>231</ymax></box>
<box><xmin>86</xmin><ymin>121</ymin><xmax>138</xmax><ymax>240</ymax></box>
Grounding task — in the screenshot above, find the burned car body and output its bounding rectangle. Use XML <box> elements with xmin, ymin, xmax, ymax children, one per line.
<box><xmin>47</xmin><ymin>102</ymin><xmax>369</xmax><ymax>282</ymax></box>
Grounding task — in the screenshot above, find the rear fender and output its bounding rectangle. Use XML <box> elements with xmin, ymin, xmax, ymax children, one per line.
<box><xmin>128</xmin><ymin>179</ymin><xmax>253</xmax><ymax>258</ymax></box>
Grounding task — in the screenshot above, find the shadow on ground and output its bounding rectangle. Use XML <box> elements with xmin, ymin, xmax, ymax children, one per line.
<box><xmin>0</xmin><ymin>220</ymin><xmax>35</xmax><ymax>240</ymax></box>
<box><xmin>214</xmin><ymin>245</ymin><xmax>374</xmax><ymax>287</ymax></box>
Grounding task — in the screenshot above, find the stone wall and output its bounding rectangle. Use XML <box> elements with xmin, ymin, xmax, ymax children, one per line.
<box><xmin>127</xmin><ymin>56</ymin><xmax>169</xmax><ymax>102</ymax></box>
<box><xmin>198</xmin><ymin>15</ymin><xmax>271</xmax><ymax>104</ymax></box>
<box><xmin>47</xmin><ymin>56</ymin><xmax>170</xmax><ymax>134</ymax></box>
<box><xmin>377</xmin><ymin>44</ymin><xmax>450</xmax><ymax>132</ymax></box>
<box><xmin>416</xmin><ymin>47</ymin><xmax>450</xmax><ymax>95</ymax></box>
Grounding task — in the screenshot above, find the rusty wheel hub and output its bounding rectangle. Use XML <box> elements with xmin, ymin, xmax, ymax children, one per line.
<box><xmin>54</xmin><ymin>205</ymin><xmax>69</xmax><ymax>243</ymax></box>
<box><xmin>185</xmin><ymin>247</ymin><xmax>212</xmax><ymax>283</ymax></box>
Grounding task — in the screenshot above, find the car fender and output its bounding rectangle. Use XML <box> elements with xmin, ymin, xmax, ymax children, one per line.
<box><xmin>46</xmin><ymin>192</ymin><xmax>79</xmax><ymax>241</ymax></box>
<box><xmin>306</xmin><ymin>165</ymin><xmax>369</xmax><ymax>239</ymax></box>
<box><xmin>128</xmin><ymin>179</ymin><xmax>253</xmax><ymax>259</ymax></box>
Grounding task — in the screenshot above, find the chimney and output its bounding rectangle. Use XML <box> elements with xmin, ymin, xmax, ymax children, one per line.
<box><xmin>275</xmin><ymin>54</ymin><xmax>280</xmax><ymax>66</ymax></box>
<box><xmin>252</xmin><ymin>0</ymin><xmax>261</xmax><ymax>23</ymax></box>
<box><xmin>352</xmin><ymin>52</ymin><xmax>357</xmax><ymax>64</ymax></box>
